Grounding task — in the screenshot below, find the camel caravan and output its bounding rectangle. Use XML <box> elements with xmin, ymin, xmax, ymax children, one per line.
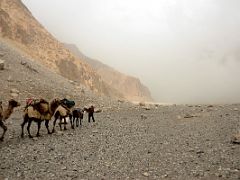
<box><xmin>0</xmin><ymin>98</ymin><xmax>96</xmax><ymax>141</ymax></box>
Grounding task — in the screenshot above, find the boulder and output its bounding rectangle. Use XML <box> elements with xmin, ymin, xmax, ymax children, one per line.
<box><xmin>139</xmin><ymin>102</ymin><xmax>145</xmax><ymax>106</ymax></box>
<box><xmin>231</xmin><ymin>133</ymin><xmax>240</xmax><ymax>144</ymax></box>
<box><xmin>10</xmin><ymin>88</ymin><xmax>20</xmax><ymax>94</ymax></box>
<box><xmin>144</xmin><ymin>106</ymin><xmax>151</xmax><ymax>110</ymax></box>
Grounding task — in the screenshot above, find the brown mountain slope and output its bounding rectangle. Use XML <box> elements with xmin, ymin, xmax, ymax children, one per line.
<box><xmin>64</xmin><ymin>43</ymin><xmax>153</xmax><ymax>102</ymax></box>
<box><xmin>0</xmin><ymin>0</ymin><xmax>123</xmax><ymax>98</ymax></box>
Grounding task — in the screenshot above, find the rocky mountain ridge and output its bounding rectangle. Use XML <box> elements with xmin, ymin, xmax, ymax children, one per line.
<box><xmin>0</xmin><ymin>0</ymin><xmax>123</xmax><ymax>99</ymax></box>
<box><xmin>64</xmin><ymin>43</ymin><xmax>153</xmax><ymax>102</ymax></box>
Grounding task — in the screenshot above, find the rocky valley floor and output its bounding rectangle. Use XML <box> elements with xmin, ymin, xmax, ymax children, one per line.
<box><xmin>0</xmin><ymin>104</ymin><xmax>240</xmax><ymax>180</ymax></box>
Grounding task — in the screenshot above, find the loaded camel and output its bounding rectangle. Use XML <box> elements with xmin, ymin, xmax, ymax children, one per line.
<box><xmin>52</xmin><ymin>98</ymin><xmax>75</xmax><ymax>133</ymax></box>
<box><xmin>21</xmin><ymin>98</ymin><xmax>61</xmax><ymax>138</ymax></box>
<box><xmin>0</xmin><ymin>99</ymin><xmax>21</xmax><ymax>141</ymax></box>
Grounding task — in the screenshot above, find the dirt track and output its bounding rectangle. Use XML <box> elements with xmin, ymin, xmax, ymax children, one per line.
<box><xmin>1</xmin><ymin>104</ymin><xmax>240</xmax><ymax>179</ymax></box>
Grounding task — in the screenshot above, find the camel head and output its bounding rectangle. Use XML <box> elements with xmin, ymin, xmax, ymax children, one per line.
<box><xmin>9</xmin><ymin>99</ymin><xmax>21</xmax><ymax>108</ymax></box>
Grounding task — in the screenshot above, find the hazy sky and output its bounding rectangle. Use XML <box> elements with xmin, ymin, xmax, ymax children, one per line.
<box><xmin>22</xmin><ymin>0</ymin><xmax>240</xmax><ymax>104</ymax></box>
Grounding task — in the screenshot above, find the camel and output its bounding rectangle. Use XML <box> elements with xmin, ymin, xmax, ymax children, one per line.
<box><xmin>0</xmin><ymin>99</ymin><xmax>21</xmax><ymax>141</ymax></box>
<box><xmin>52</xmin><ymin>99</ymin><xmax>75</xmax><ymax>133</ymax></box>
<box><xmin>69</xmin><ymin>108</ymin><xmax>84</xmax><ymax>128</ymax></box>
<box><xmin>21</xmin><ymin>98</ymin><xmax>61</xmax><ymax>138</ymax></box>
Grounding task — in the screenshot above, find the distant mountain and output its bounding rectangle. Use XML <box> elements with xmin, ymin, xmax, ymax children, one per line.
<box><xmin>64</xmin><ymin>43</ymin><xmax>153</xmax><ymax>102</ymax></box>
<box><xmin>0</xmin><ymin>0</ymin><xmax>123</xmax><ymax>98</ymax></box>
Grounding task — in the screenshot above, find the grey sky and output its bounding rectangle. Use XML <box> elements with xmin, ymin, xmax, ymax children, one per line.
<box><xmin>22</xmin><ymin>0</ymin><xmax>240</xmax><ymax>104</ymax></box>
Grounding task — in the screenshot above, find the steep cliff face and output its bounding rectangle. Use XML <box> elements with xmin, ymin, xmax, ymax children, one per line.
<box><xmin>0</xmin><ymin>0</ymin><xmax>122</xmax><ymax>98</ymax></box>
<box><xmin>64</xmin><ymin>43</ymin><xmax>153</xmax><ymax>102</ymax></box>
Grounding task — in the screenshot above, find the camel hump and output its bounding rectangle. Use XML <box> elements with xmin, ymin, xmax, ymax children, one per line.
<box><xmin>25</xmin><ymin>98</ymin><xmax>49</xmax><ymax>114</ymax></box>
<box><xmin>39</xmin><ymin>98</ymin><xmax>49</xmax><ymax>104</ymax></box>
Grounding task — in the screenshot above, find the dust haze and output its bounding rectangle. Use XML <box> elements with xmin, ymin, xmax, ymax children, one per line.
<box><xmin>22</xmin><ymin>0</ymin><xmax>240</xmax><ymax>104</ymax></box>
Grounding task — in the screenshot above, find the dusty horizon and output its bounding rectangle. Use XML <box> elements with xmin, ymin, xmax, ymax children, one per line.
<box><xmin>22</xmin><ymin>0</ymin><xmax>240</xmax><ymax>104</ymax></box>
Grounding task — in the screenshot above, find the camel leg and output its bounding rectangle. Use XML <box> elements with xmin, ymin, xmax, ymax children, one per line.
<box><xmin>36</xmin><ymin>121</ymin><xmax>42</xmax><ymax>137</ymax></box>
<box><xmin>63</xmin><ymin>117</ymin><xmax>67</xmax><ymax>130</ymax></box>
<box><xmin>52</xmin><ymin>117</ymin><xmax>58</xmax><ymax>133</ymax></box>
<box><xmin>76</xmin><ymin>117</ymin><xmax>79</xmax><ymax>127</ymax></box>
<box><xmin>80</xmin><ymin>118</ymin><xmax>82</xmax><ymax>126</ymax></box>
<box><xmin>45</xmin><ymin>120</ymin><xmax>51</xmax><ymax>134</ymax></box>
<box><xmin>72</xmin><ymin>117</ymin><xmax>76</xmax><ymax>129</ymax></box>
<box><xmin>70</xmin><ymin>114</ymin><xmax>74</xmax><ymax>129</ymax></box>
<box><xmin>27</xmin><ymin>119</ymin><xmax>33</xmax><ymax>138</ymax></box>
<box><xmin>21</xmin><ymin>115</ymin><xmax>28</xmax><ymax>138</ymax></box>
<box><xmin>0</xmin><ymin>120</ymin><xmax>7</xmax><ymax>141</ymax></box>
<box><xmin>59</xmin><ymin>117</ymin><xmax>63</xmax><ymax>131</ymax></box>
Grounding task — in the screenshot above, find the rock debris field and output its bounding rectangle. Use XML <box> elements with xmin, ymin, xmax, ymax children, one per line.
<box><xmin>0</xmin><ymin>104</ymin><xmax>240</xmax><ymax>179</ymax></box>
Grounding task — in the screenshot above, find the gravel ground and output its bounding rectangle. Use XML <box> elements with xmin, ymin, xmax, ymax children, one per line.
<box><xmin>1</xmin><ymin>104</ymin><xmax>240</xmax><ymax>179</ymax></box>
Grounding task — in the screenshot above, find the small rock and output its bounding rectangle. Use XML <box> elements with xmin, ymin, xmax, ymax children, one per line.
<box><xmin>20</xmin><ymin>61</ymin><xmax>27</xmax><ymax>65</ymax></box>
<box><xmin>177</xmin><ymin>115</ymin><xmax>182</xmax><ymax>120</ymax></box>
<box><xmin>147</xmin><ymin>150</ymin><xmax>152</xmax><ymax>154</ymax></box>
<box><xmin>196</xmin><ymin>150</ymin><xmax>204</xmax><ymax>154</ymax></box>
<box><xmin>33</xmin><ymin>137</ymin><xmax>38</xmax><ymax>141</ymax></box>
<box><xmin>49</xmin><ymin>147</ymin><xmax>55</xmax><ymax>151</ymax></box>
<box><xmin>233</xmin><ymin>108</ymin><xmax>238</xmax><ymax>111</ymax></box>
<box><xmin>57</xmin><ymin>131</ymin><xmax>64</xmax><ymax>135</ymax></box>
<box><xmin>139</xmin><ymin>102</ymin><xmax>145</xmax><ymax>106</ymax></box>
<box><xmin>10</xmin><ymin>93</ymin><xmax>19</xmax><ymax>98</ymax></box>
<box><xmin>118</xmin><ymin>99</ymin><xmax>124</xmax><ymax>103</ymax></box>
<box><xmin>7</xmin><ymin>76</ymin><xmax>13</xmax><ymax>82</ymax></box>
<box><xmin>141</xmin><ymin>114</ymin><xmax>147</xmax><ymax>119</ymax></box>
<box><xmin>231</xmin><ymin>133</ymin><xmax>240</xmax><ymax>144</ymax></box>
<box><xmin>69</xmin><ymin>80</ymin><xmax>74</xmax><ymax>84</ymax></box>
<box><xmin>61</xmin><ymin>166</ymin><xmax>67</xmax><ymax>170</ymax></box>
<box><xmin>161</xmin><ymin>174</ymin><xmax>168</xmax><ymax>178</ymax></box>
<box><xmin>92</xmin><ymin>130</ymin><xmax>98</xmax><ymax>133</ymax></box>
<box><xmin>184</xmin><ymin>114</ymin><xmax>194</xmax><ymax>118</ymax></box>
<box><xmin>144</xmin><ymin>106</ymin><xmax>151</xmax><ymax>110</ymax></box>
<box><xmin>143</xmin><ymin>172</ymin><xmax>150</xmax><ymax>177</ymax></box>
<box><xmin>17</xmin><ymin>172</ymin><xmax>21</xmax><ymax>177</ymax></box>
<box><xmin>10</xmin><ymin>88</ymin><xmax>19</xmax><ymax>94</ymax></box>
